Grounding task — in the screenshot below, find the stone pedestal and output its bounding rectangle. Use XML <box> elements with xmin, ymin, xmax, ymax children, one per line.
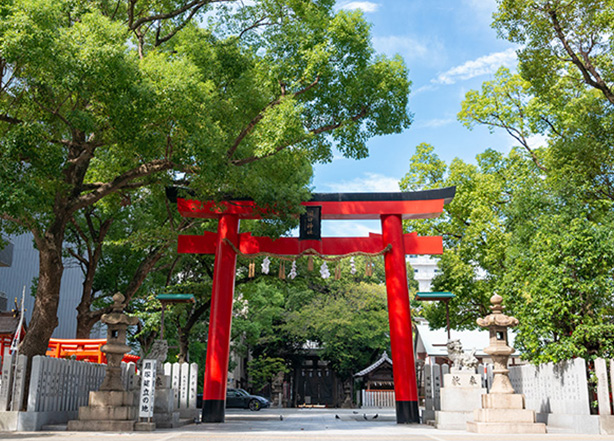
<box><xmin>467</xmin><ymin>393</ymin><xmax>546</xmax><ymax>433</ymax></box>
<box><xmin>67</xmin><ymin>391</ymin><xmax>136</xmax><ymax>432</ymax></box>
<box><xmin>153</xmin><ymin>375</ymin><xmax>180</xmax><ymax>428</ymax></box>
<box><xmin>435</xmin><ymin>371</ymin><xmax>485</xmax><ymax>430</ymax></box>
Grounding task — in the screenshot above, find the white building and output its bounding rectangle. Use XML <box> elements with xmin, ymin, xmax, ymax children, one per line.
<box><xmin>0</xmin><ymin>233</ymin><xmax>84</xmax><ymax>338</ymax></box>
<box><xmin>408</xmin><ymin>255</ymin><xmax>440</xmax><ymax>292</ymax></box>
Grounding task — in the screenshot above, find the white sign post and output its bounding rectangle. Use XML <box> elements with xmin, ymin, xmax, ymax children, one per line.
<box><xmin>139</xmin><ymin>360</ymin><xmax>157</xmax><ymax>420</ymax></box>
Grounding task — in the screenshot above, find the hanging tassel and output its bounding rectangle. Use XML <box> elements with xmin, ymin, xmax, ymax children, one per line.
<box><xmin>308</xmin><ymin>255</ymin><xmax>314</xmax><ymax>271</ymax></box>
<box><xmin>366</xmin><ymin>259</ymin><xmax>373</xmax><ymax>277</ymax></box>
<box><xmin>248</xmin><ymin>260</ymin><xmax>256</xmax><ymax>278</ymax></box>
<box><xmin>335</xmin><ymin>263</ymin><xmax>342</xmax><ymax>280</ymax></box>
<box><xmin>279</xmin><ymin>261</ymin><xmax>286</xmax><ymax>279</ymax></box>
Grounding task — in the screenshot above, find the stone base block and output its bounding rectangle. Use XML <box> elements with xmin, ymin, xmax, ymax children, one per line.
<box><xmin>89</xmin><ymin>390</ymin><xmax>134</xmax><ymax>407</ymax></box>
<box><xmin>135</xmin><ymin>421</ymin><xmax>156</xmax><ymax>431</ymax></box>
<box><xmin>435</xmin><ymin>410</ymin><xmax>473</xmax><ymax>430</ymax></box>
<box><xmin>440</xmin><ymin>387</ymin><xmax>485</xmax><ymax>412</ymax></box>
<box><xmin>78</xmin><ymin>405</ymin><xmax>136</xmax><ymax>421</ymax></box>
<box><xmin>467</xmin><ymin>421</ymin><xmax>546</xmax><ymax>433</ymax></box>
<box><xmin>157</xmin><ymin>374</ymin><xmax>171</xmax><ymax>389</ymax></box>
<box><xmin>424</xmin><ymin>398</ymin><xmax>440</xmax><ymax>411</ymax></box>
<box><xmin>481</xmin><ymin>393</ymin><xmax>524</xmax><ymax>409</ymax></box>
<box><xmin>422</xmin><ymin>409</ymin><xmax>435</xmax><ymax>422</ymax></box>
<box><xmin>474</xmin><ymin>408</ymin><xmax>536</xmax><ymax>423</ymax></box>
<box><xmin>154</xmin><ymin>388</ymin><xmax>176</xmax><ymax>413</ymax></box>
<box><xmin>153</xmin><ymin>411</ymin><xmax>180</xmax><ymax>428</ymax></box>
<box><xmin>67</xmin><ymin>419</ymin><xmax>135</xmax><ymax>432</ymax></box>
<box><xmin>178</xmin><ymin>408</ymin><xmax>199</xmax><ymax>419</ymax></box>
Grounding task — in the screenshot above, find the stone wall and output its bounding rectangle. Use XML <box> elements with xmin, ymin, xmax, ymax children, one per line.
<box><xmin>508</xmin><ymin>358</ymin><xmax>599</xmax><ymax>433</ymax></box>
<box><xmin>0</xmin><ymin>354</ymin><xmax>136</xmax><ymax>431</ymax></box>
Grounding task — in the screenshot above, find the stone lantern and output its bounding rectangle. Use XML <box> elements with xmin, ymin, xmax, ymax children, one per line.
<box><xmin>99</xmin><ymin>293</ymin><xmax>139</xmax><ymax>391</ymax></box>
<box><xmin>476</xmin><ymin>293</ymin><xmax>518</xmax><ymax>394</ymax></box>
<box><xmin>467</xmin><ymin>293</ymin><xmax>545</xmax><ymax>433</ymax></box>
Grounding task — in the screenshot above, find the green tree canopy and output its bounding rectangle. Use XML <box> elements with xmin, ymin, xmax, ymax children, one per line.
<box><xmin>0</xmin><ymin>0</ymin><xmax>411</xmax><ymax>356</ymax></box>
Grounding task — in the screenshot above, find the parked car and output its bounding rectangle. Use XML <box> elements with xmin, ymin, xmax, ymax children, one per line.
<box><xmin>226</xmin><ymin>388</ymin><xmax>270</xmax><ymax>411</ymax></box>
<box><xmin>196</xmin><ymin>388</ymin><xmax>271</xmax><ymax>411</ymax></box>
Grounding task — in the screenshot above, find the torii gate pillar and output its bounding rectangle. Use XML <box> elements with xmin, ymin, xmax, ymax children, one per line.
<box><xmin>202</xmin><ymin>214</ymin><xmax>239</xmax><ymax>422</ymax></box>
<box><xmin>381</xmin><ymin>214</ymin><xmax>418</xmax><ymax>422</ymax></box>
<box><xmin>174</xmin><ymin>187</ymin><xmax>455</xmax><ymax>425</ymax></box>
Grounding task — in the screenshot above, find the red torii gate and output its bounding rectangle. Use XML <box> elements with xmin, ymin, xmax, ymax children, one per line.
<box><xmin>176</xmin><ymin>187</ymin><xmax>455</xmax><ymax>424</ymax></box>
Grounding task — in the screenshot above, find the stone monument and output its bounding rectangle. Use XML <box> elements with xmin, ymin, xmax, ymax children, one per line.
<box><xmin>467</xmin><ymin>293</ymin><xmax>546</xmax><ymax>433</ymax></box>
<box><xmin>147</xmin><ymin>340</ymin><xmax>181</xmax><ymax>427</ymax></box>
<box><xmin>68</xmin><ymin>293</ymin><xmax>141</xmax><ymax>431</ymax></box>
<box><xmin>434</xmin><ymin>339</ymin><xmax>486</xmax><ymax>429</ymax></box>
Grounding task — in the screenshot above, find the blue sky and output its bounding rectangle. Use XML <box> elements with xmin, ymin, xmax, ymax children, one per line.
<box><xmin>314</xmin><ymin>0</ymin><xmax>525</xmax><ymax>236</ymax></box>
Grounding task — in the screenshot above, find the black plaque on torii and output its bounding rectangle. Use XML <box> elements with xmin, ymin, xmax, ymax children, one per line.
<box><xmin>299</xmin><ymin>206</ymin><xmax>321</xmax><ymax>240</ymax></box>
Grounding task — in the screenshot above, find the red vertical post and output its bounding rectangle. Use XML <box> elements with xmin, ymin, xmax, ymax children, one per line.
<box><xmin>202</xmin><ymin>214</ymin><xmax>239</xmax><ymax>423</ymax></box>
<box><xmin>381</xmin><ymin>214</ymin><xmax>419</xmax><ymax>423</ymax></box>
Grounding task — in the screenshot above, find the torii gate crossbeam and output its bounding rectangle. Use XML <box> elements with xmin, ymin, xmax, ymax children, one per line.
<box><xmin>175</xmin><ymin>187</ymin><xmax>455</xmax><ymax>424</ymax></box>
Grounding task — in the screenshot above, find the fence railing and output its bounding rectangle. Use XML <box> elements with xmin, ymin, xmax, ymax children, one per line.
<box><xmin>361</xmin><ymin>389</ymin><xmax>395</xmax><ymax>408</ymax></box>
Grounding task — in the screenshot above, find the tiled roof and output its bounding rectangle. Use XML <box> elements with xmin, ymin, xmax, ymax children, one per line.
<box><xmin>354</xmin><ymin>352</ymin><xmax>393</xmax><ymax>377</ymax></box>
<box><xmin>0</xmin><ymin>312</ymin><xmax>22</xmax><ymax>334</ymax></box>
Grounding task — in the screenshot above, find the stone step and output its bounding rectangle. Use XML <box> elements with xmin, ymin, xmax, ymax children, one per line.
<box><xmin>467</xmin><ymin>421</ymin><xmax>547</xmax><ymax>434</ymax></box>
<box><xmin>67</xmin><ymin>419</ymin><xmax>136</xmax><ymax>432</ymax></box>
<box><xmin>474</xmin><ymin>407</ymin><xmax>536</xmax><ymax>423</ymax></box>
<box><xmin>78</xmin><ymin>405</ymin><xmax>137</xmax><ymax>421</ymax></box>
<box><xmin>89</xmin><ymin>390</ymin><xmax>135</xmax><ymax>407</ymax></box>
<box><xmin>435</xmin><ymin>410</ymin><xmax>473</xmax><ymax>430</ymax></box>
<box><xmin>481</xmin><ymin>393</ymin><xmax>524</xmax><ymax>409</ymax></box>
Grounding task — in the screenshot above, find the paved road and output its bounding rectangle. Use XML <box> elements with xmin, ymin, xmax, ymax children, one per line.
<box><xmin>2</xmin><ymin>409</ymin><xmax>614</xmax><ymax>441</ymax></box>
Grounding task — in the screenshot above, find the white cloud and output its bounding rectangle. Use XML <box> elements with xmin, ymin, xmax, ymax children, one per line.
<box><xmin>324</xmin><ymin>172</ymin><xmax>400</xmax><ymax>193</ymax></box>
<box><xmin>415</xmin><ymin>118</ymin><xmax>454</xmax><ymax>129</ymax></box>
<box><xmin>433</xmin><ymin>48</ymin><xmax>517</xmax><ymax>85</ymax></box>
<box><xmin>337</xmin><ymin>1</ymin><xmax>380</xmax><ymax>13</ymax></box>
<box><xmin>373</xmin><ymin>35</ymin><xmax>446</xmax><ymax>67</ymax></box>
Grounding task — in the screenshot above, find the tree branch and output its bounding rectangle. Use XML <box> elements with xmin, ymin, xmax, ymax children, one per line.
<box><xmin>154</xmin><ymin>5</ymin><xmax>204</xmax><ymax>46</ymax></box>
<box><xmin>548</xmin><ymin>7</ymin><xmax>614</xmax><ymax>105</ymax></box>
<box><xmin>226</xmin><ymin>77</ymin><xmax>320</xmax><ymax>160</ymax></box>
<box><xmin>0</xmin><ymin>114</ymin><xmax>21</xmax><ymax>125</ymax></box>
<box><xmin>130</xmin><ymin>0</ymin><xmax>218</xmax><ymax>30</ymax></box>
<box><xmin>70</xmin><ymin>159</ymin><xmax>174</xmax><ymax>213</ymax></box>
<box><xmin>230</xmin><ymin>105</ymin><xmax>367</xmax><ymax>166</ymax></box>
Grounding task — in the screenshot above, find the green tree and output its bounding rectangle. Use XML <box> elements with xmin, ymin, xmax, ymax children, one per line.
<box><xmin>494</xmin><ymin>0</ymin><xmax>614</xmax><ymax>105</ymax></box>
<box><xmin>0</xmin><ymin>0</ymin><xmax>411</xmax><ymax>356</ymax></box>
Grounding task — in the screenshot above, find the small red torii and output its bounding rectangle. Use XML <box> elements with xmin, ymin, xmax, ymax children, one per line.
<box><xmin>176</xmin><ymin>187</ymin><xmax>455</xmax><ymax>424</ymax></box>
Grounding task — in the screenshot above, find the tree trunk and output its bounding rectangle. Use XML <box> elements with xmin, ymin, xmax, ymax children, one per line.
<box><xmin>19</xmin><ymin>238</ymin><xmax>63</xmax><ymax>357</ymax></box>
<box><xmin>177</xmin><ymin>329</ymin><xmax>190</xmax><ymax>363</ymax></box>
<box><xmin>75</xmin><ymin>309</ymin><xmax>108</xmax><ymax>339</ymax></box>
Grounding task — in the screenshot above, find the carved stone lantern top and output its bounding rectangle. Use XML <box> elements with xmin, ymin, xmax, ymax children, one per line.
<box><xmin>476</xmin><ymin>294</ymin><xmax>519</xmax><ymax>328</ymax></box>
<box><xmin>102</xmin><ymin>293</ymin><xmax>140</xmax><ymax>327</ymax></box>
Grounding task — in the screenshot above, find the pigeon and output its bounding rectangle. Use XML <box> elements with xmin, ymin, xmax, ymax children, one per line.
<box><xmin>335</xmin><ymin>414</ymin><xmax>340</xmax><ymax>419</ymax></box>
<box><xmin>363</xmin><ymin>414</ymin><xmax>367</xmax><ymax>420</ymax></box>
<box><xmin>352</xmin><ymin>411</ymin><xmax>358</xmax><ymax>414</ymax></box>
<box><xmin>280</xmin><ymin>415</ymin><xmax>284</xmax><ymax>421</ymax></box>
<box><xmin>372</xmin><ymin>414</ymin><xmax>378</xmax><ymax>420</ymax></box>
